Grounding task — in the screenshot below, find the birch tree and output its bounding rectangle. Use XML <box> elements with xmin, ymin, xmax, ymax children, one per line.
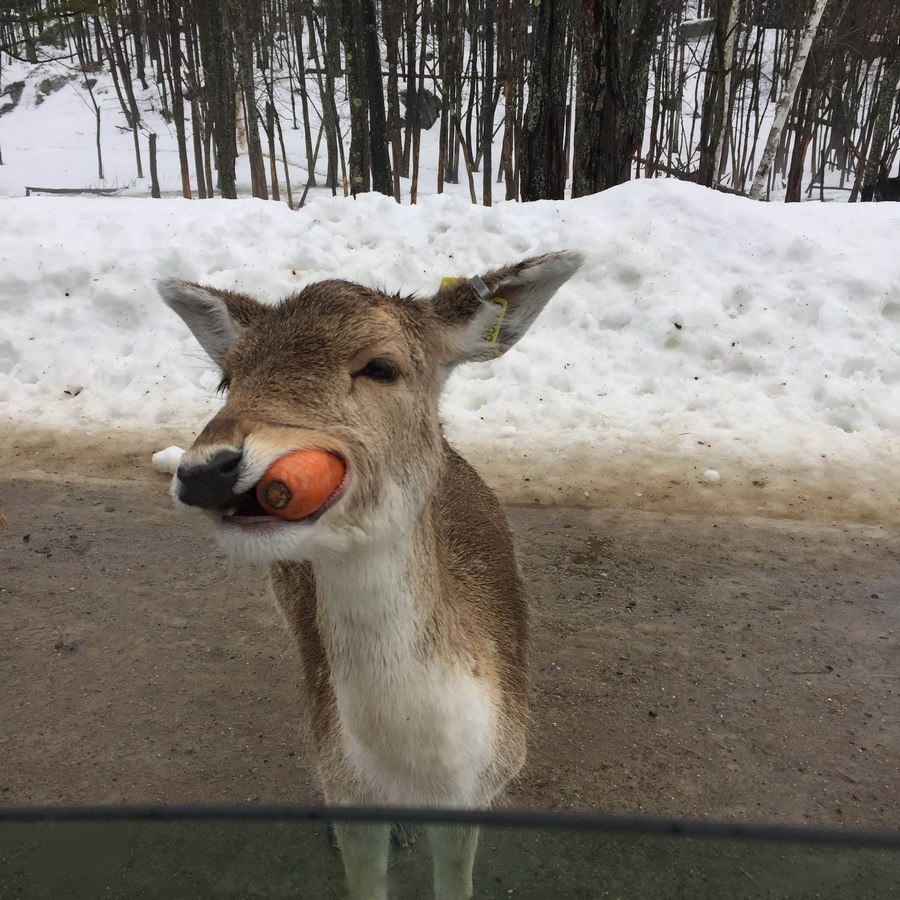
<box><xmin>748</xmin><ymin>0</ymin><xmax>831</xmax><ymax>200</ymax></box>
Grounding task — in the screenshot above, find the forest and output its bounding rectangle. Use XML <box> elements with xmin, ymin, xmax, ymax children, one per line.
<box><xmin>1</xmin><ymin>0</ymin><xmax>899</xmax><ymax>205</ymax></box>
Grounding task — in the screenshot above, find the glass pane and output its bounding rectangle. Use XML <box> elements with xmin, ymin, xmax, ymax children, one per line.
<box><xmin>1</xmin><ymin>812</ymin><xmax>898</xmax><ymax>899</ymax></box>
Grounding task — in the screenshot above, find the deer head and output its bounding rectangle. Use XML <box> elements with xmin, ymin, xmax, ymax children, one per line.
<box><xmin>159</xmin><ymin>251</ymin><xmax>583</xmax><ymax>563</ymax></box>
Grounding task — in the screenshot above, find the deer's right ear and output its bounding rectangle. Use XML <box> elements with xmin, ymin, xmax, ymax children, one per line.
<box><xmin>158</xmin><ymin>279</ymin><xmax>267</xmax><ymax>367</ymax></box>
<box><xmin>431</xmin><ymin>250</ymin><xmax>584</xmax><ymax>366</ymax></box>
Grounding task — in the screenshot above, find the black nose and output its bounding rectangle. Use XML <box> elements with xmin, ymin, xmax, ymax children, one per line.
<box><xmin>176</xmin><ymin>448</ymin><xmax>243</xmax><ymax>509</ymax></box>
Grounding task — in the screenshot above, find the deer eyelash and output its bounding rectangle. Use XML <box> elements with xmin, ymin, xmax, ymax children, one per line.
<box><xmin>216</xmin><ymin>377</ymin><xmax>231</xmax><ymax>396</ymax></box>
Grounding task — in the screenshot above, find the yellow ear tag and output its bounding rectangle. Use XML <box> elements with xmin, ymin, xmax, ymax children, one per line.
<box><xmin>479</xmin><ymin>297</ymin><xmax>508</xmax><ymax>345</ymax></box>
<box><xmin>441</xmin><ymin>276</ymin><xmax>508</xmax><ymax>345</ymax></box>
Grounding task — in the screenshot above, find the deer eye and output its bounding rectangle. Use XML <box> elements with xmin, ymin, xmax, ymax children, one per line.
<box><xmin>353</xmin><ymin>359</ymin><xmax>400</xmax><ymax>384</ymax></box>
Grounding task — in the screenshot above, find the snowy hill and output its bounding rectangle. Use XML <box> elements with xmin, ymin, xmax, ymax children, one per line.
<box><xmin>2</xmin><ymin>179</ymin><xmax>899</xmax><ymax>519</ymax></box>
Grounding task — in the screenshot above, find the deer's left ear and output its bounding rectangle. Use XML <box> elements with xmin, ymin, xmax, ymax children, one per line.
<box><xmin>431</xmin><ymin>250</ymin><xmax>584</xmax><ymax>365</ymax></box>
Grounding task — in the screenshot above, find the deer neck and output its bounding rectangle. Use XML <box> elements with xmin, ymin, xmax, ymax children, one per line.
<box><xmin>309</xmin><ymin>490</ymin><xmax>496</xmax><ymax>807</ymax></box>
<box><xmin>312</xmin><ymin>494</ymin><xmax>444</xmax><ymax>679</ymax></box>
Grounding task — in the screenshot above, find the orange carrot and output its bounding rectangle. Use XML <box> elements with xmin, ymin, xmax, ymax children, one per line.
<box><xmin>256</xmin><ymin>450</ymin><xmax>346</xmax><ymax>520</ymax></box>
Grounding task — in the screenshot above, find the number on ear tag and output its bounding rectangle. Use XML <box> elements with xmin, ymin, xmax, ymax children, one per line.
<box><xmin>480</xmin><ymin>297</ymin><xmax>508</xmax><ymax>344</ymax></box>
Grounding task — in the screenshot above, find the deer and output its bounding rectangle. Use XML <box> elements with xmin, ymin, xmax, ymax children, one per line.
<box><xmin>158</xmin><ymin>250</ymin><xmax>583</xmax><ymax>900</ymax></box>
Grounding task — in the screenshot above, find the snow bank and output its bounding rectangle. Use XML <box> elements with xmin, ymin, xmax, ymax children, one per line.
<box><xmin>2</xmin><ymin>179</ymin><xmax>899</xmax><ymax>516</ymax></box>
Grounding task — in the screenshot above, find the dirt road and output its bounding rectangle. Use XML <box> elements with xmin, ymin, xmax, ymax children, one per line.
<box><xmin>1</xmin><ymin>471</ymin><xmax>896</xmax><ymax>834</ymax></box>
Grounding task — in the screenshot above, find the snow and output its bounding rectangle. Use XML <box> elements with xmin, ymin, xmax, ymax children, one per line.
<box><xmin>2</xmin><ymin>178</ymin><xmax>899</xmax><ymax>518</ymax></box>
<box><xmin>1</xmin><ymin>59</ymin><xmax>899</xmax><ymax>517</ymax></box>
<box><xmin>151</xmin><ymin>446</ymin><xmax>184</xmax><ymax>475</ymax></box>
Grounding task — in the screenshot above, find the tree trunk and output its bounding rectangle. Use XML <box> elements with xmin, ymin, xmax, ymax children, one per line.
<box><xmin>293</xmin><ymin>12</ymin><xmax>318</xmax><ymax>188</ymax></box>
<box><xmin>445</xmin><ymin>0</ymin><xmax>464</xmax><ymax>184</ymax></box>
<box><xmin>572</xmin><ymin>0</ymin><xmax>604</xmax><ymax>197</ymax></box>
<box><xmin>695</xmin><ymin>2</ymin><xmax>728</xmax><ymax>187</ymax></box>
<box><xmin>101</xmin><ymin>9</ymin><xmax>144</xmax><ymax>179</ymax></box>
<box><xmin>410</xmin><ymin>0</ymin><xmax>430</xmax><ymax>203</ymax></box>
<box><xmin>785</xmin><ymin>81</ymin><xmax>818</xmax><ymax>202</ymax></box>
<box><xmin>342</xmin><ymin>0</ymin><xmax>371</xmax><ymax>194</ymax></box>
<box><xmin>572</xmin><ymin>0</ymin><xmax>663</xmax><ymax>197</ymax></box>
<box><xmin>183</xmin><ymin>6</ymin><xmax>209</xmax><ymax>198</ymax></box>
<box><xmin>265</xmin><ymin>99</ymin><xmax>280</xmax><ymax>201</ymax></box>
<box><xmin>712</xmin><ymin>0</ymin><xmax>741</xmax><ymax>187</ymax></box>
<box><xmin>233</xmin><ymin>2</ymin><xmax>268</xmax><ymax>199</ymax></box>
<box><xmin>95</xmin><ymin>103</ymin><xmax>104</xmax><ymax>181</ymax></box>
<box><xmin>149</xmin><ymin>132</ymin><xmax>161</xmax><ymax>197</ymax></box>
<box><xmin>498</xmin><ymin>0</ymin><xmax>517</xmax><ymax>199</ymax></box>
<box><xmin>402</xmin><ymin>0</ymin><xmax>418</xmax><ymax>177</ymax></box>
<box><xmin>521</xmin><ymin>0</ymin><xmax>568</xmax><ymax>200</ymax></box>
<box><xmin>383</xmin><ymin>0</ymin><xmax>404</xmax><ymax>199</ymax></box>
<box><xmin>312</xmin><ymin>6</ymin><xmax>342</xmax><ymax>192</ymax></box>
<box><xmin>197</xmin><ymin>0</ymin><xmax>238</xmax><ymax>198</ymax></box>
<box><xmin>167</xmin><ymin>0</ymin><xmax>192</xmax><ymax>198</ymax></box>
<box><xmin>862</xmin><ymin>45</ymin><xmax>900</xmax><ymax>192</ymax></box>
<box><xmin>361</xmin><ymin>0</ymin><xmax>393</xmax><ymax>195</ymax></box>
<box><xmin>482</xmin><ymin>0</ymin><xmax>496</xmax><ymax>206</ymax></box>
<box><xmin>749</xmin><ymin>0</ymin><xmax>831</xmax><ymax>200</ymax></box>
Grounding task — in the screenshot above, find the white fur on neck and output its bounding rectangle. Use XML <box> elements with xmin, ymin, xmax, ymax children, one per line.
<box><xmin>313</xmin><ymin>525</ymin><xmax>495</xmax><ymax>808</ymax></box>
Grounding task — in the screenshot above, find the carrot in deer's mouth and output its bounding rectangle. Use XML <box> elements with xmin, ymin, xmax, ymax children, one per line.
<box><xmin>255</xmin><ymin>450</ymin><xmax>346</xmax><ymax>520</ymax></box>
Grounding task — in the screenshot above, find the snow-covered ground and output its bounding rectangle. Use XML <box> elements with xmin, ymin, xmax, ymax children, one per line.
<box><xmin>2</xmin><ymin>177</ymin><xmax>899</xmax><ymax>519</ymax></box>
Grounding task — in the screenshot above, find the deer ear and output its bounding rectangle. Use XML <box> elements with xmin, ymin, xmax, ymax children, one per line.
<box><xmin>158</xmin><ymin>279</ymin><xmax>268</xmax><ymax>367</ymax></box>
<box><xmin>431</xmin><ymin>251</ymin><xmax>584</xmax><ymax>365</ymax></box>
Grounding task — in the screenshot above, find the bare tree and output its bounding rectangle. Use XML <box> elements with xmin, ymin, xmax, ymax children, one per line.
<box><xmin>196</xmin><ymin>0</ymin><xmax>238</xmax><ymax>198</ymax></box>
<box><xmin>5</xmin><ymin>0</ymin><xmax>900</xmax><ymax>206</ymax></box>
<box><xmin>861</xmin><ymin>11</ymin><xmax>900</xmax><ymax>195</ymax></box>
<box><xmin>749</xmin><ymin>0</ymin><xmax>831</xmax><ymax>200</ymax></box>
<box><xmin>521</xmin><ymin>0</ymin><xmax>569</xmax><ymax>200</ymax></box>
<box><xmin>232</xmin><ymin>0</ymin><xmax>268</xmax><ymax>199</ymax></box>
<box><xmin>711</xmin><ymin>0</ymin><xmax>741</xmax><ymax>187</ymax></box>
<box><xmin>166</xmin><ymin>0</ymin><xmax>192</xmax><ymax>198</ymax></box>
<box><xmin>572</xmin><ymin>0</ymin><xmax>666</xmax><ymax>197</ymax></box>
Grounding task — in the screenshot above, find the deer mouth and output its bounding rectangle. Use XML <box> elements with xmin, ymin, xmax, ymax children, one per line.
<box><xmin>220</xmin><ymin>490</ymin><xmax>275</xmax><ymax>524</ymax></box>
<box><xmin>219</xmin><ymin>465</ymin><xmax>350</xmax><ymax>527</ymax></box>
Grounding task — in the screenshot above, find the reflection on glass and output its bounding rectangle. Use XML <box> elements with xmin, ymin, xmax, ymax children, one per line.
<box><xmin>0</xmin><ymin>809</ymin><xmax>898</xmax><ymax>899</ymax></box>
